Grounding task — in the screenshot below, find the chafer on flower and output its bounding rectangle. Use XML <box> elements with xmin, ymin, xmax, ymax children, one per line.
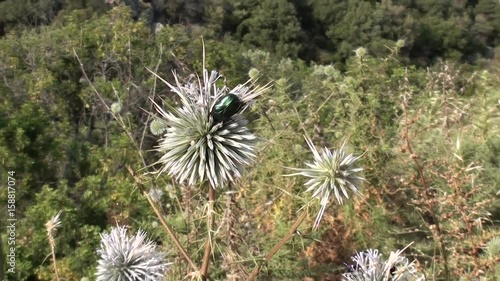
<box><xmin>149</xmin><ymin>61</ymin><xmax>269</xmax><ymax>189</ymax></box>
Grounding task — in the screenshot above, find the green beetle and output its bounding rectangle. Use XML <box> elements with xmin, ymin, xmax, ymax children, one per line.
<box><xmin>210</xmin><ymin>94</ymin><xmax>243</xmax><ymax>123</ymax></box>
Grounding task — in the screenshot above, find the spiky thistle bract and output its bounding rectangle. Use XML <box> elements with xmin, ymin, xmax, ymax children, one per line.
<box><xmin>287</xmin><ymin>136</ymin><xmax>364</xmax><ymax>229</ymax></box>
<box><xmin>96</xmin><ymin>226</ymin><xmax>170</xmax><ymax>281</ymax></box>
<box><xmin>45</xmin><ymin>210</ymin><xmax>62</xmax><ymax>238</ymax></box>
<box><xmin>342</xmin><ymin>244</ymin><xmax>425</xmax><ymax>281</ymax></box>
<box><xmin>149</xmin><ymin>62</ymin><xmax>269</xmax><ymax>188</ymax></box>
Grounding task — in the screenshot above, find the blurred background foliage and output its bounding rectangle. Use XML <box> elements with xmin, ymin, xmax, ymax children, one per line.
<box><xmin>0</xmin><ymin>0</ymin><xmax>499</xmax><ymax>280</ymax></box>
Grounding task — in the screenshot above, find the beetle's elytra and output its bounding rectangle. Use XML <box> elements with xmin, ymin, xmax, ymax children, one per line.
<box><xmin>210</xmin><ymin>94</ymin><xmax>243</xmax><ymax>123</ymax></box>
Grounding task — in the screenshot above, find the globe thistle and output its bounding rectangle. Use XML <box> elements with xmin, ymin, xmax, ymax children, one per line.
<box><xmin>46</xmin><ymin>210</ymin><xmax>62</xmax><ymax>241</ymax></box>
<box><xmin>248</xmin><ymin>68</ymin><xmax>260</xmax><ymax>79</ymax></box>
<box><xmin>323</xmin><ymin>65</ymin><xmax>336</xmax><ymax>77</ymax></box>
<box><xmin>96</xmin><ymin>226</ymin><xmax>170</xmax><ymax>281</ymax></box>
<box><xmin>110</xmin><ymin>102</ymin><xmax>123</xmax><ymax>114</ymax></box>
<box><xmin>343</xmin><ymin>244</ymin><xmax>425</xmax><ymax>281</ymax></box>
<box><xmin>354</xmin><ymin>47</ymin><xmax>367</xmax><ymax>59</ymax></box>
<box><xmin>395</xmin><ymin>39</ymin><xmax>406</xmax><ymax>49</ymax></box>
<box><xmin>148</xmin><ymin>187</ymin><xmax>164</xmax><ymax>203</ymax></box>
<box><xmin>287</xmin><ymin>136</ymin><xmax>364</xmax><ymax>229</ymax></box>
<box><xmin>149</xmin><ymin>64</ymin><xmax>269</xmax><ymax>188</ymax></box>
<box><xmin>46</xmin><ymin>210</ymin><xmax>63</xmax><ymax>280</ymax></box>
<box><xmin>484</xmin><ymin>236</ymin><xmax>500</xmax><ymax>258</ymax></box>
<box><xmin>149</xmin><ymin>118</ymin><xmax>168</xmax><ymax>136</ymax></box>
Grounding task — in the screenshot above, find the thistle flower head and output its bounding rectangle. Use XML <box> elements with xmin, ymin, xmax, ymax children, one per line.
<box><xmin>46</xmin><ymin>210</ymin><xmax>62</xmax><ymax>235</ymax></box>
<box><xmin>343</xmin><ymin>244</ymin><xmax>425</xmax><ymax>281</ymax></box>
<box><xmin>324</xmin><ymin>65</ymin><xmax>336</xmax><ymax>77</ymax></box>
<box><xmin>288</xmin><ymin>136</ymin><xmax>364</xmax><ymax>229</ymax></box>
<box><xmin>148</xmin><ymin>188</ymin><xmax>164</xmax><ymax>203</ymax></box>
<box><xmin>149</xmin><ymin>60</ymin><xmax>269</xmax><ymax>188</ymax></box>
<box><xmin>395</xmin><ymin>39</ymin><xmax>406</xmax><ymax>49</ymax></box>
<box><xmin>354</xmin><ymin>47</ymin><xmax>367</xmax><ymax>59</ymax></box>
<box><xmin>96</xmin><ymin>226</ymin><xmax>170</xmax><ymax>281</ymax></box>
<box><xmin>46</xmin><ymin>210</ymin><xmax>62</xmax><ymax>247</ymax></box>
<box><xmin>110</xmin><ymin>102</ymin><xmax>123</xmax><ymax>114</ymax></box>
<box><xmin>248</xmin><ymin>68</ymin><xmax>260</xmax><ymax>79</ymax></box>
<box><xmin>484</xmin><ymin>236</ymin><xmax>500</xmax><ymax>258</ymax></box>
<box><xmin>150</xmin><ymin>118</ymin><xmax>168</xmax><ymax>136</ymax></box>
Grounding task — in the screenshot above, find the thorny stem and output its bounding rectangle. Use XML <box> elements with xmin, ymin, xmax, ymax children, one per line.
<box><xmin>246</xmin><ymin>211</ymin><xmax>307</xmax><ymax>281</ymax></box>
<box><xmin>201</xmin><ymin>184</ymin><xmax>215</xmax><ymax>280</ymax></box>
<box><xmin>222</xmin><ymin>186</ymin><xmax>239</xmax><ymax>278</ymax></box>
<box><xmin>401</xmin><ymin>73</ymin><xmax>450</xmax><ymax>280</ymax></box>
<box><xmin>50</xmin><ymin>244</ymin><xmax>60</xmax><ymax>281</ymax></box>
<box><xmin>126</xmin><ymin>166</ymin><xmax>198</xmax><ymax>272</ymax></box>
<box><xmin>47</xmin><ymin>214</ymin><xmax>61</xmax><ymax>281</ymax></box>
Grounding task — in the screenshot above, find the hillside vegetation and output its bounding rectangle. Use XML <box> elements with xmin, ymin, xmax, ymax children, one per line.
<box><xmin>0</xmin><ymin>1</ymin><xmax>499</xmax><ymax>280</ymax></box>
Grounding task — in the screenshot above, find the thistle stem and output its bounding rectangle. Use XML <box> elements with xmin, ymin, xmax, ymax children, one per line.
<box><xmin>246</xmin><ymin>211</ymin><xmax>307</xmax><ymax>281</ymax></box>
<box><xmin>200</xmin><ymin>184</ymin><xmax>215</xmax><ymax>280</ymax></box>
<box><xmin>126</xmin><ymin>166</ymin><xmax>198</xmax><ymax>272</ymax></box>
<box><xmin>50</xmin><ymin>244</ymin><xmax>60</xmax><ymax>281</ymax></box>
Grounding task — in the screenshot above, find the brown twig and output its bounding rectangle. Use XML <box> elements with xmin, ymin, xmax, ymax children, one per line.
<box><xmin>46</xmin><ymin>212</ymin><xmax>62</xmax><ymax>281</ymax></box>
<box><xmin>49</xmin><ymin>244</ymin><xmax>60</xmax><ymax>281</ymax></box>
<box><xmin>126</xmin><ymin>166</ymin><xmax>198</xmax><ymax>272</ymax></box>
<box><xmin>401</xmin><ymin>71</ymin><xmax>450</xmax><ymax>279</ymax></box>
<box><xmin>246</xmin><ymin>211</ymin><xmax>307</xmax><ymax>281</ymax></box>
<box><xmin>200</xmin><ymin>184</ymin><xmax>216</xmax><ymax>280</ymax></box>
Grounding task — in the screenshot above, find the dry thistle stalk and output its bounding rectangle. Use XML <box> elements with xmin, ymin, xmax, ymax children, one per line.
<box><xmin>46</xmin><ymin>210</ymin><xmax>62</xmax><ymax>281</ymax></box>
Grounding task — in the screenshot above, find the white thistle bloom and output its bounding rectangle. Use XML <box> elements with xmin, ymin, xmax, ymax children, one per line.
<box><xmin>150</xmin><ymin>118</ymin><xmax>168</xmax><ymax>136</ymax></box>
<box><xmin>248</xmin><ymin>68</ymin><xmax>260</xmax><ymax>79</ymax></box>
<box><xmin>46</xmin><ymin>210</ymin><xmax>62</xmax><ymax>235</ymax></box>
<box><xmin>323</xmin><ymin>65</ymin><xmax>336</xmax><ymax>77</ymax></box>
<box><xmin>148</xmin><ymin>188</ymin><xmax>164</xmax><ymax>203</ymax></box>
<box><xmin>395</xmin><ymin>39</ymin><xmax>406</xmax><ymax>49</ymax></box>
<box><xmin>149</xmin><ymin>64</ymin><xmax>269</xmax><ymax>188</ymax></box>
<box><xmin>110</xmin><ymin>102</ymin><xmax>123</xmax><ymax>114</ymax></box>
<box><xmin>46</xmin><ymin>210</ymin><xmax>63</xmax><ymax>251</ymax></box>
<box><xmin>96</xmin><ymin>226</ymin><xmax>170</xmax><ymax>281</ymax></box>
<box><xmin>354</xmin><ymin>47</ymin><xmax>367</xmax><ymax>58</ymax></box>
<box><xmin>288</xmin><ymin>136</ymin><xmax>364</xmax><ymax>229</ymax></box>
<box><xmin>343</xmin><ymin>244</ymin><xmax>425</xmax><ymax>281</ymax></box>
